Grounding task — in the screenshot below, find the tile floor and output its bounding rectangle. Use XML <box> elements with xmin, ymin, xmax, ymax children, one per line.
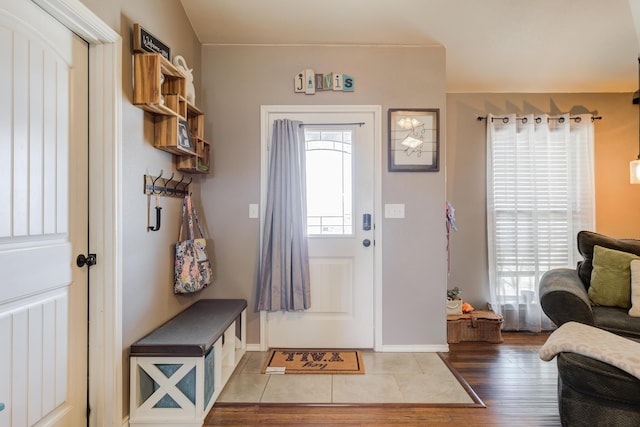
<box><xmin>217</xmin><ymin>351</ymin><xmax>475</xmax><ymax>404</ymax></box>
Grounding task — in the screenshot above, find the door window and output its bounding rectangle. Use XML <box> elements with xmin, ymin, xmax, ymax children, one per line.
<box><xmin>304</xmin><ymin>129</ymin><xmax>353</xmax><ymax>236</ymax></box>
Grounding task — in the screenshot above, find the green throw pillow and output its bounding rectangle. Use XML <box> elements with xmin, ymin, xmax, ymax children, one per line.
<box><xmin>588</xmin><ymin>245</ymin><xmax>640</xmax><ymax>309</ymax></box>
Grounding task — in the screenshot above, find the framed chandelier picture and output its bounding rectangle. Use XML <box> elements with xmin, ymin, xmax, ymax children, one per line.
<box><xmin>388</xmin><ymin>108</ymin><xmax>440</xmax><ymax>172</ymax></box>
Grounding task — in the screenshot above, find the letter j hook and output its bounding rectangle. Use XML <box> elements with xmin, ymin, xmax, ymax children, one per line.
<box><xmin>148</xmin><ymin>194</ymin><xmax>162</xmax><ymax>231</ymax></box>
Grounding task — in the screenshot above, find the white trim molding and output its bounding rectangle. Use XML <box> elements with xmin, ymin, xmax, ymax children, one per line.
<box><xmin>246</xmin><ymin>344</ymin><xmax>263</xmax><ymax>352</ymax></box>
<box><xmin>381</xmin><ymin>344</ymin><xmax>450</xmax><ymax>353</ymax></box>
<box><xmin>258</xmin><ymin>105</ymin><xmax>383</xmax><ymax>352</ymax></box>
<box><xmin>33</xmin><ymin>0</ymin><xmax>117</xmax><ymax>43</ymax></box>
<box><xmin>32</xmin><ymin>1</ymin><xmax>123</xmax><ymax>426</ymax></box>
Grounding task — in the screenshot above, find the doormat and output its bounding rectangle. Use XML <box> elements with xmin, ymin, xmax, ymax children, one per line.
<box><xmin>262</xmin><ymin>349</ymin><xmax>365</xmax><ymax>374</ymax></box>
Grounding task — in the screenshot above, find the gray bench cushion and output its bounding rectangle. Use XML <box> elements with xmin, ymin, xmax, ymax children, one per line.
<box><xmin>130</xmin><ymin>299</ymin><xmax>247</xmax><ymax>357</ymax></box>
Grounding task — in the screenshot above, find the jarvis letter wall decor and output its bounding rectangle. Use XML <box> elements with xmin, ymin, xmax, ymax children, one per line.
<box><xmin>294</xmin><ymin>69</ymin><xmax>354</xmax><ymax>94</ymax></box>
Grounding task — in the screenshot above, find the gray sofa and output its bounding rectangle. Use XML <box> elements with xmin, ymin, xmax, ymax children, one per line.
<box><xmin>539</xmin><ymin>230</ymin><xmax>640</xmax><ymax>340</ymax></box>
<box><xmin>556</xmin><ymin>351</ymin><xmax>640</xmax><ymax>427</ymax></box>
<box><xmin>539</xmin><ymin>231</ymin><xmax>640</xmax><ymax>426</ymax></box>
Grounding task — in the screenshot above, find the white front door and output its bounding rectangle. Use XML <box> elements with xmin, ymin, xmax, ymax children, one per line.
<box><xmin>262</xmin><ymin>106</ymin><xmax>381</xmax><ymax>349</ymax></box>
<box><xmin>0</xmin><ymin>1</ymin><xmax>88</xmax><ymax>425</ymax></box>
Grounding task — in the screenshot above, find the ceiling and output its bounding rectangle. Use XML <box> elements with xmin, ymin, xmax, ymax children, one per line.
<box><xmin>180</xmin><ymin>0</ymin><xmax>640</xmax><ymax>93</ymax></box>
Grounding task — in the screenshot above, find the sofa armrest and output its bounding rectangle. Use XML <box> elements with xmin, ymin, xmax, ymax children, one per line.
<box><xmin>539</xmin><ymin>268</ymin><xmax>594</xmax><ymax>327</ymax></box>
<box><xmin>540</xmin><ymin>322</ymin><xmax>640</xmax><ymax>380</ymax></box>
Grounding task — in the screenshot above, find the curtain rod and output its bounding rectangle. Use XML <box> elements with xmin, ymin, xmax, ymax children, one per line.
<box><xmin>299</xmin><ymin>122</ymin><xmax>365</xmax><ymax>127</ymax></box>
<box><xmin>477</xmin><ymin>115</ymin><xmax>602</xmax><ymax>123</ymax></box>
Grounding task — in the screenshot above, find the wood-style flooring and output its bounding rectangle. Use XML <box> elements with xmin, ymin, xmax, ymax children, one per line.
<box><xmin>205</xmin><ymin>332</ymin><xmax>561</xmax><ymax>426</ymax></box>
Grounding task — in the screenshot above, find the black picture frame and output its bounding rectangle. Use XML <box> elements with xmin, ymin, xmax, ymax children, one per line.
<box><xmin>388</xmin><ymin>108</ymin><xmax>439</xmax><ymax>172</ymax></box>
<box><xmin>177</xmin><ymin>119</ymin><xmax>193</xmax><ymax>151</ymax></box>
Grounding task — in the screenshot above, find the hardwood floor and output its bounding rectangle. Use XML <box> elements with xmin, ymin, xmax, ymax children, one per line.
<box><xmin>205</xmin><ymin>332</ymin><xmax>561</xmax><ymax>426</ymax></box>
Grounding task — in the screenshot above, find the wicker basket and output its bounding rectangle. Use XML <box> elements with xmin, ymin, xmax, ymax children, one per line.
<box><xmin>447</xmin><ymin>310</ymin><xmax>503</xmax><ymax>343</ymax></box>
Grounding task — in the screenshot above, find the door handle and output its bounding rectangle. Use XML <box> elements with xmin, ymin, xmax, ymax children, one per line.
<box><xmin>363</xmin><ymin>239</ymin><xmax>371</xmax><ymax>247</ymax></box>
<box><xmin>77</xmin><ymin>253</ymin><xmax>97</xmax><ymax>267</ymax></box>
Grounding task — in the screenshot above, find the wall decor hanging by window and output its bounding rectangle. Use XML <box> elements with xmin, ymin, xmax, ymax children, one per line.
<box><xmin>388</xmin><ymin>108</ymin><xmax>439</xmax><ymax>172</ymax></box>
<box><xmin>294</xmin><ymin>69</ymin><xmax>354</xmax><ymax>94</ymax></box>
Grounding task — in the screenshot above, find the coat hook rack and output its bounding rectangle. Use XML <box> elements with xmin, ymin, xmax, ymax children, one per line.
<box><xmin>144</xmin><ymin>171</ymin><xmax>192</xmax><ymax>232</ymax></box>
<box><xmin>144</xmin><ymin>171</ymin><xmax>191</xmax><ymax>198</ymax></box>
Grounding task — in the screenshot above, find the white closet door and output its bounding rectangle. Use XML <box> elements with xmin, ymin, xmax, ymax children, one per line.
<box><xmin>0</xmin><ymin>1</ymin><xmax>88</xmax><ymax>425</ymax></box>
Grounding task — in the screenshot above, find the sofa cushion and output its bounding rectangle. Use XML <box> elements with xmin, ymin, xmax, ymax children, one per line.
<box><xmin>588</xmin><ymin>246</ymin><xmax>639</xmax><ymax>309</ymax></box>
<box><xmin>577</xmin><ymin>231</ymin><xmax>640</xmax><ymax>289</ymax></box>
<box><xmin>593</xmin><ymin>306</ymin><xmax>640</xmax><ymax>341</ymax></box>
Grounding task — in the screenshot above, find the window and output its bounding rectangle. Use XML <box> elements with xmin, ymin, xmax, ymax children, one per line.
<box><xmin>304</xmin><ymin>129</ymin><xmax>353</xmax><ymax>236</ymax></box>
<box><xmin>487</xmin><ymin>113</ymin><xmax>595</xmax><ymax>331</ymax></box>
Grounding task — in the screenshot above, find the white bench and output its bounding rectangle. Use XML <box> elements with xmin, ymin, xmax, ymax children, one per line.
<box><xmin>129</xmin><ymin>299</ymin><xmax>247</xmax><ymax>427</ymax></box>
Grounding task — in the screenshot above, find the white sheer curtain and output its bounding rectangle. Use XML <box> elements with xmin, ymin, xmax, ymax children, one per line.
<box><xmin>257</xmin><ymin>119</ymin><xmax>311</xmax><ymax>311</ymax></box>
<box><xmin>486</xmin><ymin>113</ymin><xmax>595</xmax><ymax>331</ymax></box>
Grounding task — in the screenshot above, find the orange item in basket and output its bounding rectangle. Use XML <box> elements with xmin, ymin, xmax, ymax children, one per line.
<box><xmin>461</xmin><ymin>302</ymin><xmax>474</xmax><ymax>313</ymax></box>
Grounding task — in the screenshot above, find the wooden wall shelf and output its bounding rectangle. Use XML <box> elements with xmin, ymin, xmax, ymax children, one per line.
<box><xmin>133</xmin><ymin>53</ymin><xmax>186</xmax><ymax>117</ymax></box>
<box><xmin>175</xmin><ymin>103</ymin><xmax>210</xmax><ymax>173</ymax></box>
<box><xmin>133</xmin><ymin>52</ymin><xmax>211</xmax><ymax>174</ymax></box>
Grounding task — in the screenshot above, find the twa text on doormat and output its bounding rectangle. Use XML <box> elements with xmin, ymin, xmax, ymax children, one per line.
<box><xmin>262</xmin><ymin>349</ymin><xmax>365</xmax><ymax>374</ymax></box>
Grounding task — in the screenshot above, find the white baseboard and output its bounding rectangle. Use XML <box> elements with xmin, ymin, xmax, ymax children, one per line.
<box><xmin>246</xmin><ymin>343</ymin><xmax>449</xmax><ymax>352</ymax></box>
<box><xmin>246</xmin><ymin>343</ymin><xmax>262</xmax><ymax>352</ymax></box>
<box><xmin>381</xmin><ymin>344</ymin><xmax>449</xmax><ymax>352</ymax></box>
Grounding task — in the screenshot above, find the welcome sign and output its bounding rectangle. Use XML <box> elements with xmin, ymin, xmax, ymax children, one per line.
<box><xmin>133</xmin><ymin>24</ymin><xmax>171</xmax><ymax>60</ymax></box>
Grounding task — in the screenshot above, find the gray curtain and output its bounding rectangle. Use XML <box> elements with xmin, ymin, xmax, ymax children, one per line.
<box><xmin>257</xmin><ymin>119</ymin><xmax>311</xmax><ymax>311</ymax></box>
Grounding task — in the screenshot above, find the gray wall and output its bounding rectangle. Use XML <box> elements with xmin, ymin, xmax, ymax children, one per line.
<box><xmin>80</xmin><ymin>0</ymin><xmax>203</xmax><ymax>417</ymax></box>
<box><xmin>199</xmin><ymin>45</ymin><xmax>448</xmax><ymax>346</ymax></box>
<box><xmin>446</xmin><ymin>93</ymin><xmax>640</xmax><ymax>309</ymax></box>
<box><xmin>78</xmin><ymin>1</ymin><xmax>450</xmax><ymax>417</ymax></box>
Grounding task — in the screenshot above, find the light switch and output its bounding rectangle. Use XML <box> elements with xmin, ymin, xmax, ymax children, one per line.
<box><xmin>385</xmin><ymin>203</ymin><xmax>405</xmax><ymax>219</ymax></box>
<box><xmin>249</xmin><ymin>204</ymin><xmax>259</xmax><ymax>219</ymax></box>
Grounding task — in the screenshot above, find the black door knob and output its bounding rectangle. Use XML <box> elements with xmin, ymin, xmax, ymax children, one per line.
<box><xmin>77</xmin><ymin>253</ymin><xmax>97</xmax><ymax>267</ymax></box>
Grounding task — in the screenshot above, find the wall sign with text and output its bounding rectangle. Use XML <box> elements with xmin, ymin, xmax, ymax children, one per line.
<box><xmin>133</xmin><ymin>24</ymin><xmax>170</xmax><ymax>60</ymax></box>
<box><xmin>294</xmin><ymin>69</ymin><xmax>354</xmax><ymax>94</ymax></box>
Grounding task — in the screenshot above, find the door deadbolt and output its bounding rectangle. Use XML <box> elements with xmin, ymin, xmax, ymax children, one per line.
<box><xmin>363</xmin><ymin>213</ymin><xmax>371</xmax><ymax>230</ymax></box>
